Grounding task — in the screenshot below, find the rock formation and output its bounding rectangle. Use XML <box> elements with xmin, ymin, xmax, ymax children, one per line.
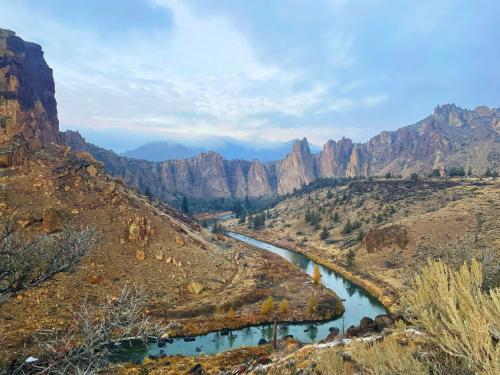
<box><xmin>0</xmin><ymin>28</ymin><xmax>59</xmax><ymax>150</ymax></box>
<box><xmin>63</xmin><ymin>104</ymin><xmax>500</xmax><ymax>200</ymax></box>
<box><xmin>277</xmin><ymin>138</ymin><xmax>315</xmax><ymax>194</ymax></box>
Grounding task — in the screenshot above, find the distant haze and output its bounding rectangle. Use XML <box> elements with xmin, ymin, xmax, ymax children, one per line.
<box><xmin>123</xmin><ymin>138</ymin><xmax>321</xmax><ymax>162</ymax></box>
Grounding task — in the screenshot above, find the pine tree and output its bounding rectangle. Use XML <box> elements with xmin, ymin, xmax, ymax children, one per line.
<box><xmin>181</xmin><ymin>196</ymin><xmax>189</xmax><ymax>214</ymax></box>
<box><xmin>320</xmin><ymin>226</ymin><xmax>329</xmax><ymax>240</ymax></box>
<box><xmin>346</xmin><ymin>249</ymin><xmax>356</xmax><ymax>268</ymax></box>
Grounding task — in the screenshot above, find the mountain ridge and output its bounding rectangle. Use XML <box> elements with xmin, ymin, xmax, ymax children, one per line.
<box><xmin>121</xmin><ymin>138</ymin><xmax>322</xmax><ymax>162</ymax></box>
<box><xmin>61</xmin><ymin>104</ymin><xmax>500</xmax><ymax>200</ymax></box>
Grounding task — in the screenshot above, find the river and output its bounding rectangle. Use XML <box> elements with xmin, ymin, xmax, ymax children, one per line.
<box><xmin>126</xmin><ymin>232</ymin><xmax>386</xmax><ymax>359</ymax></box>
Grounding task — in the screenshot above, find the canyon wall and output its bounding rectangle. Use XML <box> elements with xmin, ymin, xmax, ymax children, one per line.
<box><xmin>62</xmin><ymin>103</ymin><xmax>500</xmax><ymax>200</ymax></box>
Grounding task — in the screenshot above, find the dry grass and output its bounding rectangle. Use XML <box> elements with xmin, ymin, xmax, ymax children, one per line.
<box><xmin>404</xmin><ymin>260</ymin><xmax>500</xmax><ymax>375</ymax></box>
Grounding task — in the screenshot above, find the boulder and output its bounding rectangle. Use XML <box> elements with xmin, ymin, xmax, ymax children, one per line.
<box><xmin>42</xmin><ymin>209</ymin><xmax>63</xmax><ymax>233</ymax></box>
<box><xmin>128</xmin><ymin>215</ymin><xmax>154</xmax><ymax>244</ymax></box>
<box><xmin>187</xmin><ymin>281</ymin><xmax>204</xmax><ymax>295</ymax></box>
<box><xmin>258</xmin><ymin>338</ymin><xmax>268</xmax><ymax>346</ymax></box>
<box><xmin>86</xmin><ymin>164</ymin><xmax>98</xmax><ymax>177</ymax></box>
<box><xmin>374</xmin><ymin>314</ymin><xmax>393</xmax><ymax>331</ymax></box>
<box><xmin>359</xmin><ymin>317</ymin><xmax>375</xmax><ymax>333</ymax></box>
<box><xmin>346</xmin><ymin>325</ymin><xmax>359</xmax><ymax>338</ymax></box>
<box><xmin>189</xmin><ymin>363</ymin><xmax>202</xmax><ymax>375</ymax></box>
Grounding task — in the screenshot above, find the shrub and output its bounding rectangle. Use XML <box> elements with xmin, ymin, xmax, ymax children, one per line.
<box><xmin>279</xmin><ymin>299</ymin><xmax>289</xmax><ymax>316</ymax></box>
<box><xmin>261</xmin><ymin>296</ymin><xmax>274</xmax><ymax>315</ymax></box>
<box><xmin>320</xmin><ymin>226</ymin><xmax>329</xmax><ymax>240</ymax></box>
<box><xmin>346</xmin><ymin>249</ymin><xmax>356</xmax><ymax>268</ymax></box>
<box><xmin>227</xmin><ymin>307</ymin><xmax>236</xmax><ymax>320</ymax></box>
<box><xmin>351</xmin><ymin>334</ymin><xmax>428</xmax><ymax>375</ymax></box>
<box><xmin>316</xmin><ymin>349</ymin><xmax>348</xmax><ymax>374</ymax></box>
<box><xmin>0</xmin><ymin>225</ymin><xmax>99</xmax><ymax>301</ymax></box>
<box><xmin>410</xmin><ymin>172</ymin><xmax>419</xmax><ymax>182</ymax></box>
<box><xmin>312</xmin><ymin>265</ymin><xmax>322</xmax><ymax>286</ymax></box>
<box><xmin>430</xmin><ymin>168</ymin><xmax>441</xmax><ymax>178</ymax></box>
<box><xmin>19</xmin><ymin>284</ymin><xmax>163</xmax><ymax>374</ymax></box>
<box><xmin>307</xmin><ymin>295</ymin><xmax>318</xmax><ymax>315</ymax></box>
<box><xmin>448</xmin><ymin>166</ymin><xmax>466</xmax><ymax>177</ymax></box>
<box><xmin>341</xmin><ymin>219</ymin><xmax>352</xmax><ymax>234</ymax></box>
<box><xmin>404</xmin><ymin>260</ymin><xmax>500</xmax><ymax>375</ymax></box>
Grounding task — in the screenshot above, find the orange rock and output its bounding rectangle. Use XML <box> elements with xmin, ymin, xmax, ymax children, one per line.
<box><xmin>42</xmin><ymin>208</ymin><xmax>63</xmax><ymax>233</ymax></box>
<box><xmin>175</xmin><ymin>236</ymin><xmax>185</xmax><ymax>246</ymax></box>
<box><xmin>85</xmin><ymin>274</ymin><xmax>102</xmax><ymax>284</ymax></box>
<box><xmin>136</xmin><ymin>250</ymin><xmax>145</xmax><ymax>261</ymax></box>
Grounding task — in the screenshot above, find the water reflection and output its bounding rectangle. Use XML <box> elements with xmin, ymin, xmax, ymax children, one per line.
<box><xmin>307</xmin><ymin>324</ymin><xmax>318</xmax><ymax>341</ymax></box>
<box><xmin>278</xmin><ymin>324</ymin><xmax>290</xmax><ymax>337</ymax></box>
<box><xmin>135</xmin><ymin>233</ymin><xmax>387</xmax><ymax>359</ymax></box>
<box><xmin>227</xmin><ymin>333</ymin><xmax>237</xmax><ymax>347</ymax></box>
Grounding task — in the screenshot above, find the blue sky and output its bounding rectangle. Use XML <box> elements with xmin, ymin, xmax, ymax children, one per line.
<box><xmin>1</xmin><ymin>0</ymin><xmax>499</xmax><ymax>150</ymax></box>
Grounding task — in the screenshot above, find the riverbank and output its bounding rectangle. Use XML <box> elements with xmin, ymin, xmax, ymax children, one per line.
<box><xmin>148</xmin><ymin>241</ymin><xmax>344</xmax><ymax>341</ymax></box>
<box><xmin>226</xmin><ymin>227</ymin><xmax>398</xmax><ymax>312</ymax></box>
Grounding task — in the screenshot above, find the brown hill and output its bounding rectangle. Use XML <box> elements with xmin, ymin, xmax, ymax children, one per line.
<box><xmin>227</xmin><ymin>177</ymin><xmax>500</xmax><ymax>302</ymax></box>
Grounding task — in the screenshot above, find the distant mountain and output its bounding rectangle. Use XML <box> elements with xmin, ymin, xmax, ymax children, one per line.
<box><xmin>61</xmin><ymin>104</ymin><xmax>500</xmax><ymax>200</ymax></box>
<box><xmin>123</xmin><ymin>141</ymin><xmax>200</xmax><ymax>161</ymax></box>
<box><xmin>122</xmin><ymin>138</ymin><xmax>321</xmax><ymax>162</ymax></box>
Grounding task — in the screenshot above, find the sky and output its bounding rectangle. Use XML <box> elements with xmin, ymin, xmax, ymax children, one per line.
<box><xmin>1</xmin><ymin>0</ymin><xmax>499</xmax><ymax>151</ymax></box>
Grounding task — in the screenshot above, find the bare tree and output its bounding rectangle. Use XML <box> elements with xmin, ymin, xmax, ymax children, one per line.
<box><xmin>0</xmin><ymin>223</ymin><xmax>99</xmax><ymax>300</ymax></box>
<box><xmin>13</xmin><ymin>284</ymin><xmax>163</xmax><ymax>374</ymax></box>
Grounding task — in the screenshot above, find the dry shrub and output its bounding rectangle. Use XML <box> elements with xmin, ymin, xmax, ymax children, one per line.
<box><xmin>0</xmin><ymin>224</ymin><xmax>99</xmax><ymax>300</ymax></box>
<box><xmin>404</xmin><ymin>259</ymin><xmax>499</xmax><ymax>375</ymax></box>
<box><xmin>261</xmin><ymin>296</ymin><xmax>274</xmax><ymax>315</ymax></box>
<box><xmin>16</xmin><ymin>284</ymin><xmax>163</xmax><ymax>374</ymax></box>
<box><xmin>307</xmin><ymin>295</ymin><xmax>318</xmax><ymax>315</ymax></box>
<box><xmin>316</xmin><ymin>349</ymin><xmax>351</xmax><ymax>374</ymax></box>
<box><xmin>227</xmin><ymin>307</ymin><xmax>236</xmax><ymax>320</ymax></box>
<box><xmin>279</xmin><ymin>299</ymin><xmax>289</xmax><ymax>316</ymax></box>
<box><xmin>351</xmin><ymin>334</ymin><xmax>428</xmax><ymax>375</ymax></box>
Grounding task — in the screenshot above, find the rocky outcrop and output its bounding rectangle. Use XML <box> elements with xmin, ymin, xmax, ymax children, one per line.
<box><xmin>0</xmin><ymin>28</ymin><xmax>59</xmax><ymax>150</ymax></box>
<box><xmin>277</xmin><ymin>138</ymin><xmax>315</xmax><ymax>194</ymax></box>
<box><xmin>62</xmin><ymin>104</ymin><xmax>500</xmax><ymax>200</ymax></box>
<box><xmin>62</xmin><ymin>130</ymin><xmax>278</xmax><ymax>200</ymax></box>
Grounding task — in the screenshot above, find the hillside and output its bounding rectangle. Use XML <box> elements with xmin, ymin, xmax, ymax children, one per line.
<box><xmin>227</xmin><ymin>177</ymin><xmax>500</xmax><ymax>303</ymax></box>
<box><xmin>62</xmin><ymin>106</ymin><xmax>500</xmax><ymax>201</ymax></box>
<box><xmin>0</xmin><ymin>28</ymin><xmax>343</xmax><ymax>369</ymax></box>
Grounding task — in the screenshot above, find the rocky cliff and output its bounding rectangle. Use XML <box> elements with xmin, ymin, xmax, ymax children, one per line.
<box><xmin>0</xmin><ymin>28</ymin><xmax>59</xmax><ymax>150</ymax></box>
<box><xmin>61</xmin><ymin>130</ymin><xmax>277</xmax><ymax>200</ymax></box>
<box><xmin>62</xmin><ymin>104</ymin><xmax>500</xmax><ymax>200</ymax></box>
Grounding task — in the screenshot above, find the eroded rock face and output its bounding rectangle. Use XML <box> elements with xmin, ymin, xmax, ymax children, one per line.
<box><xmin>128</xmin><ymin>215</ymin><xmax>155</xmax><ymax>244</ymax></box>
<box><xmin>62</xmin><ymin>104</ymin><xmax>500</xmax><ymax>199</ymax></box>
<box><xmin>0</xmin><ymin>28</ymin><xmax>59</xmax><ymax>150</ymax></box>
<box><xmin>277</xmin><ymin>138</ymin><xmax>315</xmax><ymax>195</ymax></box>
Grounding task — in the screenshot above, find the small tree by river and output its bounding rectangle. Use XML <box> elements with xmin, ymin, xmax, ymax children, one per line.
<box><xmin>261</xmin><ymin>296</ymin><xmax>274</xmax><ymax>315</ymax></box>
<box><xmin>312</xmin><ymin>265</ymin><xmax>322</xmax><ymax>286</ymax></box>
